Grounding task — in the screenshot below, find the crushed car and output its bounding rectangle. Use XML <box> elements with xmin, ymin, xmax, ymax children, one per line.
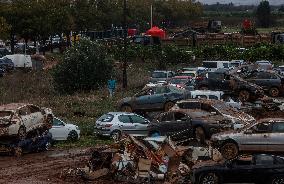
<box><xmin>171</xmin><ymin>99</ymin><xmax>255</xmax><ymax>128</ymax></box>
<box><xmin>241</xmin><ymin>70</ymin><xmax>284</xmax><ymax>97</ymax></box>
<box><xmin>195</xmin><ymin>70</ymin><xmax>264</xmax><ymax>101</ymax></box>
<box><xmin>0</xmin><ymin>103</ymin><xmax>53</xmax><ymax>140</ymax></box>
<box><xmin>211</xmin><ymin>118</ymin><xmax>284</xmax><ymax>160</ymax></box>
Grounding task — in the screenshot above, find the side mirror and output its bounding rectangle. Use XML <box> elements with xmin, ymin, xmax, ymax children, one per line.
<box><xmin>244</xmin><ymin>130</ymin><xmax>253</xmax><ymax>134</ymax></box>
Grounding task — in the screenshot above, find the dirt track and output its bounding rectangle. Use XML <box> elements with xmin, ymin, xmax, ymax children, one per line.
<box><xmin>0</xmin><ymin>148</ymin><xmax>92</xmax><ymax>184</ymax></box>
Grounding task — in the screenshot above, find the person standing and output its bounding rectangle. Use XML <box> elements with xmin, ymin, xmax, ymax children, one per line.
<box><xmin>107</xmin><ymin>77</ymin><xmax>117</xmax><ymax>97</ymax></box>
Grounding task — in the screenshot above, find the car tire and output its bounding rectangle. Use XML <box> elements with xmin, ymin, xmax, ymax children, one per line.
<box><xmin>120</xmin><ymin>105</ymin><xmax>132</xmax><ymax>112</ymax></box>
<box><xmin>195</xmin><ymin>127</ymin><xmax>206</xmax><ymax>144</ymax></box>
<box><xmin>18</xmin><ymin>126</ymin><xmax>27</xmax><ymax>140</ymax></box>
<box><xmin>220</xmin><ymin>142</ymin><xmax>239</xmax><ymax>160</ymax></box>
<box><xmin>239</xmin><ymin>90</ymin><xmax>250</xmax><ymax>102</ymax></box>
<box><xmin>269</xmin><ymin>87</ymin><xmax>280</xmax><ymax>97</ymax></box>
<box><xmin>199</xmin><ymin>172</ymin><xmax>220</xmax><ymax>184</ymax></box>
<box><xmin>271</xmin><ymin>176</ymin><xmax>284</xmax><ymax>184</ymax></box>
<box><xmin>164</xmin><ymin>101</ymin><xmax>175</xmax><ymax>112</ymax></box>
<box><xmin>111</xmin><ymin>130</ymin><xmax>121</xmax><ymax>142</ymax></box>
<box><xmin>67</xmin><ymin>130</ymin><xmax>79</xmax><ymax>141</ymax></box>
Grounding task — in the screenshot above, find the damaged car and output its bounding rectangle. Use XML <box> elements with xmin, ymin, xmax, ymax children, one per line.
<box><xmin>191</xmin><ymin>154</ymin><xmax>284</xmax><ymax>184</ymax></box>
<box><xmin>212</xmin><ymin>118</ymin><xmax>284</xmax><ymax>160</ymax></box>
<box><xmin>148</xmin><ymin>110</ymin><xmax>234</xmax><ymax>143</ymax></box>
<box><xmin>0</xmin><ymin>103</ymin><xmax>53</xmax><ymax>140</ymax></box>
<box><xmin>241</xmin><ymin>70</ymin><xmax>284</xmax><ymax>97</ymax></box>
<box><xmin>171</xmin><ymin>99</ymin><xmax>255</xmax><ymax>128</ymax></box>
<box><xmin>118</xmin><ymin>85</ymin><xmax>190</xmax><ymax>113</ymax></box>
<box><xmin>195</xmin><ymin>70</ymin><xmax>264</xmax><ymax>101</ymax></box>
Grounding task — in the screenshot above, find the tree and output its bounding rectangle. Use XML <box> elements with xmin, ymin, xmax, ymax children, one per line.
<box><xmin>53</xmin><ymin>39</ymin><xmax>114</xmax><ymax>94</ymax></box>
<box><xmin>0</xmin><ymin>17</ymin><xmax>10</xmax><ymax>40</ymax></box>
<box><xmin>256</xmin><ymin>1</ymin><xmax>271</xmax><ymax>28</ymax></box>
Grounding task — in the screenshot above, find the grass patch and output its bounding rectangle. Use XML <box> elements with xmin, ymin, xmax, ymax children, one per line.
<box><xmin>52</xmin><ymin>135</ymin><xmax>113</xmax><ymax>149</ymax></box>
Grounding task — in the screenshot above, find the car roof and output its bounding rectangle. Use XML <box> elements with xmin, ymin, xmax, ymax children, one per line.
<box><xmin>258</xmin><ymin>118</ymin><xmax>284</xmax><ymax>123</ymax></box>
<box><xmin>172</xmin><ymin>76</ymin><xmax>191</xmax><ymax>79</ymax></box>
<box><xmin>0</xmin><ymin>103</ymin><xmax>29</xmax><ymax>111</ymax></box>
<box><xmin>190</xmin><ymin>90</ymin><xmax>223</xmax><ymax>95</ymax></box>
<box><xmin>152</xmin><ymin>70</ymin><xmax>173</xmax><ymax>73</ymax></box>
<box><xmin>106</xmin><ymin>112</ymin><xmax>137</xmax><ymax>116</ymax></box>
<box><xmin>177</xmin><ymin>98</ymin><xmax>224</xmax><ymax>105</ymax></box>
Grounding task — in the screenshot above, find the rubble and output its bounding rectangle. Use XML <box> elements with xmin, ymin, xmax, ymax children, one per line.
<box><xmin>61</xmin><ymin>135</ymin><xmax>222</xmax><ymax>183</ymax></box>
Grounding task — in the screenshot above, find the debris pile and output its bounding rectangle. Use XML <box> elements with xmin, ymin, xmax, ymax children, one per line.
<box><xmin>61</xmin><ymin>135</ymin><xmax>222</xmax><ymax>183</ymax></box>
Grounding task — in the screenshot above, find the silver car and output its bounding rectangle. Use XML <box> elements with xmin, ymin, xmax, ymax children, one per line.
<box><xmin>211</xmin><ymin>118</ymin><xmax>284</xmax><ymax>160</ymax></box>
<box><xmin>94</xmin><ymin>112</ymin><xmax>149</xmax><ymax>140</ymax></box>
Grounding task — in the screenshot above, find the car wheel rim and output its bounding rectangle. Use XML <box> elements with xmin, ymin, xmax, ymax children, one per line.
<box><xmin>222</xmin><ymin>143</ymin><xmax>238</xmax><ymax>159</ymax></box>
<box><xmin>111</xmin><ymin>132</ymin><xmax>120</xmax><ymax>141</ymax></box>
<box><xmin>273</xmin><ymin>178</ymin><xmax>284</xmax><ymax>184</ymax></box>
<box><xmin>202</xmin><ymin>173</ymin><xmax>218</xmax><ymax>184</ymax></box>
<box><xmin>69</xmin><ymin>131</ymin><xmax>78</xmax><ymax>140</ymax></box>
<box><xmin>270</xmin><ymin>88</ymin><xmax>279</xmax><ymax>97</ymax></box>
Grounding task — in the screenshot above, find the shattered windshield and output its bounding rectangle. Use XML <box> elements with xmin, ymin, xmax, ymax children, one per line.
<box><xmin>212</xmin><ymin>103</ymin><xmax>240</xmax><ymax>116</ymax></box>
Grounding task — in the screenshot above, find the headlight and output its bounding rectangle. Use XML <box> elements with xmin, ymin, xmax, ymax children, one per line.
<box><xmin>76</xmin><ymin>126</ymin><xmax>80</xmax><ymax>130</ymax></box>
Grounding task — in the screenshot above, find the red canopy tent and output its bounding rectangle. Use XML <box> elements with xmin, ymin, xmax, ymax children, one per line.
<box><xmin>146</xmin><ymin>26</ymin><xmax>166</xmax><ymax>39</ymax></box>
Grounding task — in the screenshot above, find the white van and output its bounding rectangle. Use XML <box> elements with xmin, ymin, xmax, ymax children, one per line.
<box><xmin>4</xmin><ymin>54</ymin><xmax>32</xmax><ymax>68</ymax></box>
<box><xmin>203</xmin><ymin>61</ymin><xmax>231</xmax><ymax>72</ymax></box>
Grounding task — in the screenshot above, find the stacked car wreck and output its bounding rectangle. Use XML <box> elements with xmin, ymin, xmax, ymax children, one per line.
<box><xmin>60</xmin><ymin>63</ymin><xmax>284</xmax><ymax>184</ymax></box>
<box><xmin>0</xmin><ymin>103</ymin><xmax>54</xmax><ymax>155</ymax></box>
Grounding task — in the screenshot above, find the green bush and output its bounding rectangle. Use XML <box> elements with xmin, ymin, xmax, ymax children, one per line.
<box><xmin>53</xmin><ymin>39</ymin><xmax>114</xmax><ymax>94</ymax></box>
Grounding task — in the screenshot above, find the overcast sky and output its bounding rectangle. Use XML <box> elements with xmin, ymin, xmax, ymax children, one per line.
<box><xmin>197</xmin><ymin>0</ymin><xmax>284</xmax><ymax>5</ymax></box>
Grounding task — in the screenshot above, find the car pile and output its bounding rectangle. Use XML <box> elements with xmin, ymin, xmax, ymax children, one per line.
<box><xmin>90</xmin><ymin>61</ymin><xmax>284</xmax><ymax>183</ymax></box>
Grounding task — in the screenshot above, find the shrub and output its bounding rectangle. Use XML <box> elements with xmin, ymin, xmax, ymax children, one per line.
<box><xmin>53</xmin><ymin>39</ymin><xmax>113</xmax><ymax>94</ymax></box>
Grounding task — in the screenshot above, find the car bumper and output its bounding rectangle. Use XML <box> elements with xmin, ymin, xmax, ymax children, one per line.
<box><xmin>94</xmin><ymin>128</ymin><xmax>111</xmax><ymax>137</ymax></box>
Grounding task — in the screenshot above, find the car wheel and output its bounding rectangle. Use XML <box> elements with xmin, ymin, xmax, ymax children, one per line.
<box><xmin>271</xmin><ymin>176</ymin><xmax>284</xmax><ymax>184</ymax></box>
<box><xmin>164</xmin><ymin>101</ymin><xmax>175</xmax><ymax>112</ymax></box>
<box><xmin>199</xmin><ymin>172</ymin><xmax>219</xmax><ymax>184</ymax></box>
<box><xmin>239</xmin><ymin>90</ymin><xmax>250</xmax><ymax>102</ymax></box>
<box><xmin>111</xmin><ymin>130</ymin><xmax>121</xmax><ymax>142</ymax></box>
<box><xmin>120</xmin><ymin>105</ymin><xmax>132</xmax><ymax>112</ymax></box>
<box><xmin>195</xmin><ymin>127</ymin><xmax>206</xmax><ymax>144</ymax></box>
<box><xmin>18</xmin><ymin>126</ymin><xmax>27</xmax><ymax>140</ymax></box>
<box><xmin>269</xmin><ymin>87</ymin><xmax>280</xmax><ymax>97</ymax></box>
<box><xmin>67</xmin><ymin>130</ymin><xmax>78</xmax><ymax>141</ymax></box>
<box><xmin>220</xmin><ymin>142</ymin><xmax>238</xmax><ymax>160</ymax></box>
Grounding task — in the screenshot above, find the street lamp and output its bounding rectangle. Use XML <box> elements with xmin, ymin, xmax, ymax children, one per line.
<box><xmin>122</xmin><ymin>0</ymin><xmax>128</xmax><ymax>89</ymax></box>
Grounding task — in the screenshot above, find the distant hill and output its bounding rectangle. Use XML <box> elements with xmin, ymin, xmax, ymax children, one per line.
<box><xmin>197</xmin><ymin>0</ymin><xmax>283</xmax><ymax>6</ymax></box>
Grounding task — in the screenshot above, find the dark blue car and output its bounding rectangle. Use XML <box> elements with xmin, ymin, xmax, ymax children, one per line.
<box><xmin>0</xmin><ymin>57</ymin><xmax>14</xmax><ymax>71</ymax></box>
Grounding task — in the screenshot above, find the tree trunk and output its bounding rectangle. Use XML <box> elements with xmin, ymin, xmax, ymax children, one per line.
<box><xmin>10</xmin><ymin>32</ymin><xmax>15</xmax><ymax>54</ymax></box>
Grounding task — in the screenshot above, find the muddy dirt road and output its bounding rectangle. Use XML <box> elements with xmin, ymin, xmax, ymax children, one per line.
<box><xmin>0</xmin><ymin>148</ymin><xmax>93</xmax><ymax>184</ymax></box>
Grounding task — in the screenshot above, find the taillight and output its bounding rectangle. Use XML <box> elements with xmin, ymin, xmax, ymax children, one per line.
<box><xmin>195</xmin><ymin>76</ymin><xmax>203</xmax><ymax>81</ymax></box>
<box><xmin>104</xmin><ymin>124</ymin><xmax>113</xmax><ymax>128</ymax></box>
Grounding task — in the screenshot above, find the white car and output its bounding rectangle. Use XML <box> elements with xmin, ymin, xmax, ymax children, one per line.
<box><xmin>49</xmin><ymin>117</ymin><xmax>80</xmax><ymax>141</ymax></box>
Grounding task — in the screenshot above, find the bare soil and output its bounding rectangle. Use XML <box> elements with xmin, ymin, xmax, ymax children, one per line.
<box><xmin>0</xmin><ymin>148</ymin><xmax>97</xmax><ymax>184</ymax></box>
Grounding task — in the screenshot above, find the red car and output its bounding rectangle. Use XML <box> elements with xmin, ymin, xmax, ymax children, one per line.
<box><xmin>169</xmin><ymin>76</ymin><xmax>192</xmax><ymax>88</ymax></box>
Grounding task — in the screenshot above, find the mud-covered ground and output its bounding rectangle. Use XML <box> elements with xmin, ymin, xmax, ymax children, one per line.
<box><xmin>0</xmin><ymin>148</ymin><xmax>95</xmax><ymax>184</ymax></box>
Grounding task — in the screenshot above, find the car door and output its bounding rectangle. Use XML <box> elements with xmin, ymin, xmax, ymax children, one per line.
<box><xmin>148</xmin><ymin>86</ymin><xmax>170</xmax><ymax>109</ymax></box>
<box><xmin>134</xmin><ymin>88</ymin><xmax>154</xmax><ymax>110</ymax></box>
<box><xmin>18</xmin><ymin>106</ymin><xmax>33</xmax><ymax>131</ymax></box>
<box><xmin>117</xmin><ymin>115</ymin><xmax>136</xmax><ymax>135</ymax></box>
<box><xmin>239</xmin><ymin>122</ymin><xmax>272</xmax><ymax>151</ymax></box>
<box><xmin>49</xmin><ymin>118</ymin><xmax>68</xmax><ymax>140</ymax></box>
<box><xmin>129</xmin><ymin>114</ymin><xmax>149</xmax><ymax>135</ymax></box>
<box><xmin>172</xmin><ymin>112</ymin><xmax>193</xmax><ymax>138</ymax></box>
<box><xmin>158</xmin><ymin>112</ymin><xmax>180</xmax><ymax>135</ymax></box>
<box><xmin>268</xmin><ymin>122</ymin><xmax>284</xmax><ymax>152</ymax></box>
<box><xmin>223</xmin><ymin>159</ymin><xmax>254</xmax><ymax>183</ymax></box>
<box><xmin>28</xmin><ymin>105</ymin><xmax>44</xmax><ymax>129</ymax></box>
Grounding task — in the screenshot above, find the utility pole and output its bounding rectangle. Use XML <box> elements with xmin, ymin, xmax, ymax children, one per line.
<box><xmin>122</xmin><ymin>0</ymin><xmax>128</xmax><ymax>89</ymax></box>
<box><xmin>150</xmin><ymin>4</ymin><xmax>153</xmax><ymax>28</ymax></box>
